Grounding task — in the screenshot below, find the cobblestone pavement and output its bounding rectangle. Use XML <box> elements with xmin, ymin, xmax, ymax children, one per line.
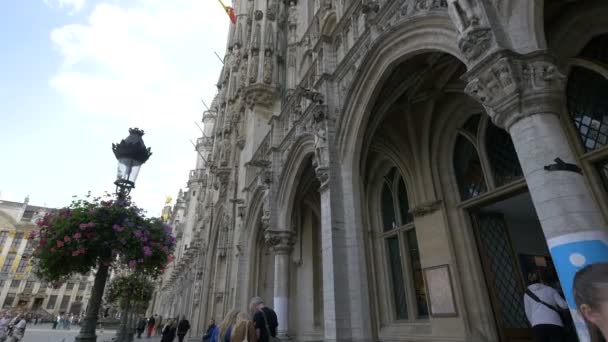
<box><xmin>23</xmin><ymin>323</ymin><xmax>163</xmax><ymax>342</ymax></box>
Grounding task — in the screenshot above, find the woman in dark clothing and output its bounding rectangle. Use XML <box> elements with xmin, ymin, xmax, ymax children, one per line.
<box><xmin>177</xmin><ymin>316</ymin><xmax>191</xmax><ymax>342</ymax></box>
<box><xmin>161</xmin><ymin>320</ymin><xmax>177</xmax><ymax>342</ymax></box>
<box><xmin>136</xmin><ymin>317</ymin><xmax>147</xmax><ymax>339</ymax></box>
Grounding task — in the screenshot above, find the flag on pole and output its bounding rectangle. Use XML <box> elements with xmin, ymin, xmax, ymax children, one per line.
<box><xmin>217</xmin><ymin>0</ymin><xmax>237</xmax><ymax>25</ymax></box>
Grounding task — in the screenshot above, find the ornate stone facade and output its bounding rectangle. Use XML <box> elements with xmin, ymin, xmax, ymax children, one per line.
<box><xmin>152</xmin><ymin>1</ymin><xmax>608</xmax><ymax>341</ymax></box>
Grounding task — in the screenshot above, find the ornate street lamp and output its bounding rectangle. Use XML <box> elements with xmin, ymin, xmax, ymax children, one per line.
<box><xmin>112</xmin><ymin>128</ymin><xmax>152</xmax><ymax>201</ymax></box>
<box><xmin>75</xmin><ymin>128</ymin><xmax>151</xmax><ymax>342</ymax></box>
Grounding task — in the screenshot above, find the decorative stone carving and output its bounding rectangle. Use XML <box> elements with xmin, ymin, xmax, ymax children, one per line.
<box><xmin>243</xmin><ymin>84</ymin><xmax>279</xmax><ymax>108</ymax></box>
<box><xmin>458</xmin><ymin>27</ymin><xmax>493</xmax><ymax>61</ymax></box>
<box><xmin>265</xmin><ymin>23</ymin><xmax>275</xmax><ymax>53</ymax></box>
<box><xmin>311</xmin><ymin>105</ymin><xmax>330</xmax><ymax>188</ymax></box>
<box><xmin>254</xmin><ymin>10</ymin><xmax>263</xmax><ymax>21</ymax></box>
<box><xmin>252</xmin><ymin>24</ymin><xmax>261</xmax><ymax>55</ymax></box>
<box><xmin>263</xmin><ymin>51</ymin><xmax>274</xmax><ymax>84</ymax></box>
<box><xmin>240</xmin><ymin>56</ymin><xmax>249</xmax><ymax>86</ymax></box>
<box><xmin>249</xmin><ymin>54</ymin><xmax>259</xmax><ymax>83</ymax></box>
<box><xmin>409</xmin><ymin>200</ymin><xmax>443</xmax><ymax>217</ymax></box>
<box><xmin>264</xmin><ymin>229</ymin><xmax>295</xmax><ymax>254</ymax></box>
<box><xmin>361</xmin><ymin>1</ymin><xmax>380</xmax><ymax>14</ymax></box>
<box><xmin>267</xmin><ymin>0</ymin><xmax>277</xmax><ymax>21</ymax></box>
<box><xmin>447</xmin><ymin>0</ymin><xmax>494</xmax><ymax>62</ymax></box>
<box><xmin>260</xmin><ymin>187</ymin><xmax>271</xmax><ymax>230</ymax></box>
<box><xmin>464</xmin><ymin>52</ymin><xmax>566</xmax><ymax>129</ymax></box>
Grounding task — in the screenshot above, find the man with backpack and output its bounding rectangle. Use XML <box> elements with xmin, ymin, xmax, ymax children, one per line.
<box><xmin>523</xmin><ymin>271</ymin><xmax>570</xmax><ymax>342</ymax></box>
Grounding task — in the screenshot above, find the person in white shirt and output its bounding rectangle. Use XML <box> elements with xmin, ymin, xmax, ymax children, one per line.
<box><xmin>8</xmin><ymin>315</ymin><xmax>26</xmax><ymax>342</ymax></box>
<box><xmin>524</xmin><ymin>271</ymin><xmax>568</xmax><ymax>342</ymax></box>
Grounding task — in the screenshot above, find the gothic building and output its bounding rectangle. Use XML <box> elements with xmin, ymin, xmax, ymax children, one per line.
<box><xmin>152</xmin><ymin>0</ymin><xmax>608</xmax><ymax>341</ymax></box>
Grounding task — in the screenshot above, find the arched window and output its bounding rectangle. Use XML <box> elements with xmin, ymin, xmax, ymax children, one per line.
<box><xmin>453</xmin><ymin>114</ymin><xmax>523</xmax><ymax>201</ymax></box>
<box><xmin>380</xmin><ymin>167</ymin><xmax>428</xmax><ymax>320</ymax></box>
<box><xmin>567</xmin><ymin>34</ymin><xmax>608</xmax><ymax>192</ymax></box>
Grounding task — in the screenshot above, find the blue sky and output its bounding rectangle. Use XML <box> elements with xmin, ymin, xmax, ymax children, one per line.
<box><xmin>0</xmin><ymin>0</ymin><xmax>230</xmax><ymax>216</ymax></box>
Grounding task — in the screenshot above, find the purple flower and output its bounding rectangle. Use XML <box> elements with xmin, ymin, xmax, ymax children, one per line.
<box><xmin>112</xmin><ymin>224</ymin><xmax>124</xmax><ymax>232</ymax></box>
<box><xmin>143</xmin><ymin>246</ymin><xmax>153</xmax><ymax>257</ymax></box>
<box><xmin>133</xmin><ymin>231</ymin><xmax>143</xmax><ymax>238</ymax></box>
<box><xmin>128</xmin><ymin>260</ymin><xmax>137</xmax><ymax>268</ymax></box>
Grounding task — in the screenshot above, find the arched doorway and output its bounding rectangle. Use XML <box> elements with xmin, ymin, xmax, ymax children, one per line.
<box><xmin>251</xmin><ymin>214</ymin><xmax>274</xmax><ymax>308</ymax></box>
<box><xmin>288</xmin><ymin>156</ymin><xmax>324</xmax><ymax>340</ymax></box>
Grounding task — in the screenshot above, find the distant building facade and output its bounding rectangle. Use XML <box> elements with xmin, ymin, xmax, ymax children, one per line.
<box><xmin>153</xmin><ymin>1</ymin><xmax>608</xmax><ymax>341</ymax></box>
<box><xmin>0</xmin><ymin>197</ymin><xmax>94</xmax><ymax>318</ymax></box>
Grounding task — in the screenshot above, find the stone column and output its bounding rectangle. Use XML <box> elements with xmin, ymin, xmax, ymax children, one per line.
<box><xmin>465</xmin><ymin>51</ymin><xmax>608</xmax><ymax>341</ymax></box>
<box><xmin>265</xmin><ymin>230</ymin><xmax>295</xmax><ymax>339</ymax></box>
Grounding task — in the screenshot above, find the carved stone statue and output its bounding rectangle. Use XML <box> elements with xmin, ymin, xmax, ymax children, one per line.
<box><xmin>249</xmin><ymin>54</ymin><xmax>259</xmax><ymax>84</ymax></box>
<box><xmin>265</xmin><ymin>23</ymin><xmax>274</xmax><ymax>53</ymax></box>
<box><xmin>312</xmin><ymin>108</ymin><xmax>328</xmax><ymax>170</ymax></box>
<box><xmin>447</xmin><ymin>0</ymin><xmax>480</xmax><ymax>32</ymax></box>
<box><xmin>263</xmin><ymin>51</ymin><xmax>273</xmax><ymax>84</ymax></box>
<box><xmin>221</xmin><ymin>137</ymin><xmax>232</xmax><ymax>166</ymax></box>
<box><xmin>240</xmin><ymin>57</ymin><xmax>249</xmax><ymax>86</ymax></box>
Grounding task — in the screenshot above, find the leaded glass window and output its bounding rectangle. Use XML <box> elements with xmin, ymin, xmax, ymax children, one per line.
<box><xmin>566</xmin><ymin>34</ymin><xmax>608</xmax><ymax>195</ymax></box>
<box><xmin>379</xmin><ymin>167</ymin><xmax>429</xmax><ymax>320</ymax></box>
<box><xmin>567</xmin><ymin>67</ymin><xmax>608</xmax><ymax>151</ymax></box>
<box><xmin>454</xmin><ymin>135</ymin><xmax>487</xmax><ymax>200</ymax></box>
<box><xmin>486</xmin><ymin>123</ymin><xmax>523</xmax><ymax>187</ymax></box>
<box><xmin>454</xmin><ymin>115</ymin><xmax>523</xmax><ymax>201</ymax></box>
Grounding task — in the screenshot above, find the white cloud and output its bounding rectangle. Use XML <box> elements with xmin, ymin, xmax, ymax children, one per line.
<box><xmin>47</xmin><ymin>0</ymin><xmax>230</xmax><ymax>214</ymax></box>
<box><xmin>44</xmin><ymin>0</ymin><xmax>86</xmax><ymax>14</ymax></box>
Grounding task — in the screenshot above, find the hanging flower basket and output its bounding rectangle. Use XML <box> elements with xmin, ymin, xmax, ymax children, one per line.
<box><xmin>30</xmin><ymin>194</ymin><xmax>176</xmax><ymax>283</ymax></box>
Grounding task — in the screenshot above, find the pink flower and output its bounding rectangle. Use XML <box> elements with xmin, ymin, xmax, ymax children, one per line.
<box><xmin>51</xmin><ymin>247</ymin><xmax>56</xmax><ymax>252</ymax></box>
<box><xmin>143</xmin><ymin>246</ymin><xmax>153</xmax><ymax>257</ymax></box>
<box><xmin>79</xmin><ymin>223</ymin><xmax>88</xmax><ymax>230</ymax></box>
<box><xmin>64</xmin><ymin>236</ymin><xmax>71</xmax><ymax>242</ymax></box>
<box><xmin>74</xmin><ymin>233</ymin><xmax>82</xmax><ymax>239</ymax></box>
<box><xmin>128</xmin><ymin>260</ymin><xmax>137</xmax><ymax>268</ymax></box>
<box><xmin>72</xmin><ymin>250</ymin><xmax>80</xmax><ymax>256</ymax></box>
<box><xmin>112</xmin><ymin>224</ymin><xmax>124</xmax><ymax>232</ymax></box>
<box><xmin>56</xmin><ymin>240</ymin><xmax>64</xmax><ymax>248</ymax></box>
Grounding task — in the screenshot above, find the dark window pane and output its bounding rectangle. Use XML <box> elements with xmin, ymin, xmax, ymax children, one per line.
<box><xmin>382</xmin><ymin>182</ymin><xmax>397</xmax><ymax>231</ymax></box>
<box><xmin>386</xmin><ymin>236</ymin><xmax>408</xmax><ymax>320</ymax></box>
<box><xmin>454</xmin><ymin>135</ymin><xmax>487</xmax><ymax>200</ymax></box>
<box><xmin>463</xmin><ymin>114</ymin><xmax>482</xmax><ymax>137</ymax></box>
<box><xmin>397</xmin><ymin>178</ymin><xmax>413</xmax><ymax>225</ymax></box>
<box><xmin>47</xmin><ymin>295</ymin><xmax>57</xmax><ymax>309</ymax></box>
<box><xmin>597</xmin><ymin>160</ymin><xmax>608</xmax><ymax>193</ymax></box>
<box><xmin>567</xmin><ymin>67</ymin><xmax>608</xmax><ymax>152</ymax></box>
<box><xmin>486</xmin><ymin>122</ymin><xmax>523</xmax><ymax>186</ymax></box>
<box><xmin>406</xmin><ymin>229</ymin><xmax>428</xmax><ymax>318</ymax></box>
<box><xmin>581</xmin><ymin>34</ymin><xmax>608</xmax><ymax>64</ymax></box>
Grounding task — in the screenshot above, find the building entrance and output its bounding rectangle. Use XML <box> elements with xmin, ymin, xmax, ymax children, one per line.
<box><xmin>471</xmin><ymin>192</ymin><xmax>574</xmax><ymax>342</ymax></box>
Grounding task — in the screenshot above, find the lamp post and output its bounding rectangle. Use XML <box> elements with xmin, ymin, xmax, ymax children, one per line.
<box><xmin>112</xmin><ymin>128</ymin><xmax>153</xmax><ymax>204</ymax></box>
<box><xmin>74</xmin><ymin>128</ymin><xmax>152</xmax><ymax>342</ymax></box>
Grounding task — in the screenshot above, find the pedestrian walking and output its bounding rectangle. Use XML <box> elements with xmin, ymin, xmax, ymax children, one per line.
<box><xmin>202</xmin><ymin>319</ymin><xmax>216</xmax><ymax>342</ymax></box>
<box><xmin>524</xmin><ymin>271</ymin><xmax>569</xmax><ymax>342</ymax></box>
<box><xmin>231</xmin><ymin>312</ymin><xmax>257</xmax><ymax>342</ymax></box>
<box><xmin>52</xmin><ymin>315</ymin><xmax>59</xmax><ymax>330</ymax></box>
<box><xmin>177</xmin><ymin>316</ymin><xmax>190</xmax><ymax>342</ymax></box>
<box><xmin>574</xmin><ymin>262</ymin><xmax>608</xmax><ymax>342</ymax></box>
<box><xmin>7</xmin><ymin>315</ymin><xmax>26</xmax><ymax>342</ymax></box>
<box><xmin>0</xmin><ymin>314</ymin><xmax>12</xmax><ymax>342</ymax></box>
<box><xmin>156</xmin><ymin>315</ymin><xmax>164</xmax><ymax>336</ymax></box>
<box><xmin>161</xmin><ymin>319</ymin><xmax>177</xmax><ymax>342</ymax></box>
<box><xmin>250</xmin><ymin>297</ymin><xmax>278</xmax><ymax>342</ymax></box>
<box><xmin>212</xmin><ymin>309</ymin><xmax>239</xmax><ymax>342</ymax></box>
<box><xmin>147</xmin><ymin>315</ymin><xmax>156</xmax><ymax>338</ymax></box>
<box><xmin>136</xmin><ymin>317</ymin><xmax>147</xmax><ymax>339</ymax></box>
